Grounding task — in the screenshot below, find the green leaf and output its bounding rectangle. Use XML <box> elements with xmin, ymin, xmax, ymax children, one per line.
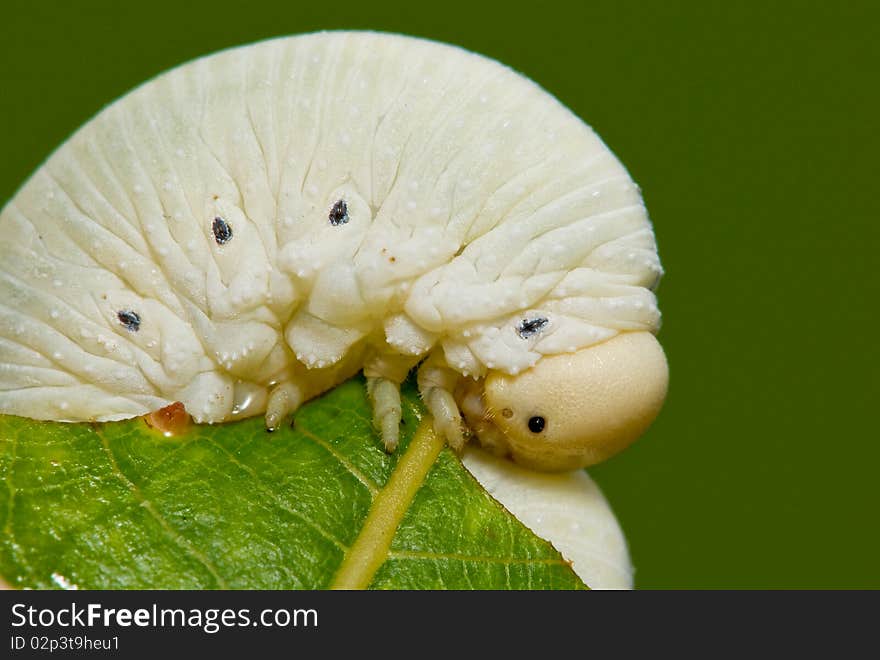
<box><xmin>0</xmin><ymin>376</ymin><xmax>585</xmax><ymax>589</ymax></box>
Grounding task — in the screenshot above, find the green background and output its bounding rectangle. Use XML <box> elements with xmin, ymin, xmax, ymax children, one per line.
<box><xmin>1</xmin><ymin>0</ymin><xmax>877</xmax><ymax>588</ymax></box>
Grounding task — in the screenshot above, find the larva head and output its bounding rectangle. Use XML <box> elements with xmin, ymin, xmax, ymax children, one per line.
<box><xmin>483</xmin><ymin>331</ymin><xmax>668</xmax><ymax>471</ymax></box>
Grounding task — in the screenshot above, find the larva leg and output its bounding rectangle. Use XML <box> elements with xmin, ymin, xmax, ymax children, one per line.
<box><xmin>364</xmin><ymin>353</ymin><xmax>420</xmax><ymax>452</ymax></box>
<box><xmin>366</xmin><ymin>378</ymin><xmax>402</xmax><ymax>451</ymax></box>
<box><xmin>417</xmin><ymin>357</ymin><xmax>466</xmax><ymax>452</ymax></box>
<box><xmin>265</xmin><ymin>381</ymin><xmax>304</xmax><ymax>431</ymax></box>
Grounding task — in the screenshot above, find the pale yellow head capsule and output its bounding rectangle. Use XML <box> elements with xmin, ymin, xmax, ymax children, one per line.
<box><xmin>483</xmin><ymin>332</ymin><xmax>669</xmax><ymax>471</ymax></box>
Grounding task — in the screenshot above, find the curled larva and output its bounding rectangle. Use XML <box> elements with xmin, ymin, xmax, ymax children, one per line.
<box><xmin>0</xmin><ymin>31</ymin><xmax>667</xmax><ymax>472</ymax></box>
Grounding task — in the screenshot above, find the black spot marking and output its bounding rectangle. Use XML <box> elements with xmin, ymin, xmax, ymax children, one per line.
<box><xmin>516</xmin><ymin>317</ymin><xmax>549</xmax><ymax>339</ymax></box>
<box><xmin>212</xmin><ymin>216</ymin><xmax>233</xmax><ymax>244</ymax></box>
<box><xmin>117</xmin><ymin>310</ymin><xmax>141</xmax><ymax>332</ymax></box>
<box><xmin>329</xmin><ymin>199</ymin><xmax>349</xmax><ymax>226</ymax></box>
<box><xmin>528</xmin><ymin>416</ymin><xmax>546</xmax><ymax>434</ymax></box>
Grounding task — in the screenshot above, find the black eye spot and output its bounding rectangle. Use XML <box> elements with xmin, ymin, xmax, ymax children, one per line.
<box><xmin>212</xmin><ymin>216</ymin><xmax>233</xmax><ymax>244</ymax></box>
<box><xmin>528</xmin><ymin>416</ymin><xmax>545</xmax><ymax>434</ymax></box>
<box><xmin>329</xmin><ymin>199</ymin><xmax>349</xmax><ymax>226</ymax></box>
<box><xmin>517</xmin><ymin>317</ymin><xmax>549</xmax><ymax>339</ymax></box>
<box><xmin>117</xmin><ymin>310</ymin><xmax>141</xmax><ymax>332</ymax></box>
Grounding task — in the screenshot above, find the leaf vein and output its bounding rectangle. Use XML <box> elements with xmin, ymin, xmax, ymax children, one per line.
<box><xmin>204</xmin><ymin>438</ymin><xmax>349</xmax><ymax>551</ymax></box>
<box><xmin>95</xmin><ymin>426</ymin><xmax>229</xmax><ymax>588</ymax></box>
<box><xmin>295</xmin><ymin>424</ymin><xmax>379</xmax><ymax>496</ymax></box>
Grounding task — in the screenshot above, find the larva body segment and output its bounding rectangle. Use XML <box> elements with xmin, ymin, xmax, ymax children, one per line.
<box><xmin>0</xmin><ymin>32</ymin><xmax>665</xmax><ymax>470</ymax></box>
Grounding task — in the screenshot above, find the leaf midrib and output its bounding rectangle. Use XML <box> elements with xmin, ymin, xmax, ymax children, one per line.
<box><xmin>331</xmin><ymin>418</ymin><xmax>444</xmax><ymax>589</ymax></box>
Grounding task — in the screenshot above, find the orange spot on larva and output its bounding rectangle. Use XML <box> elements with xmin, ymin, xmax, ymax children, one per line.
<box><xmin>144</xmin><ymin>401</ymin><xmax>191</xmax><ymax>437</ymax></box>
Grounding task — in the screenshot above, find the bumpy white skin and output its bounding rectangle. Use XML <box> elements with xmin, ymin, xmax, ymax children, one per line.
<box><xmin>0</xmin><ymin>32</ymin><xmax>664</xmax><ymax>469</ymax></box>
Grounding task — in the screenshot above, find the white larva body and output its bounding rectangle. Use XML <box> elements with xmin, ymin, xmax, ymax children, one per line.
<box><xmin>0</xmin><ymin>32</ymin><xmax>663</xmax><ymax>466</ymax></box>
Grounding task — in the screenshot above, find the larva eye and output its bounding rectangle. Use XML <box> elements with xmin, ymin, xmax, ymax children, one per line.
<box><xmin>527</xmin><ymin>416</ymin><xmax>545</xmax><ymax>433</ymax></box>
